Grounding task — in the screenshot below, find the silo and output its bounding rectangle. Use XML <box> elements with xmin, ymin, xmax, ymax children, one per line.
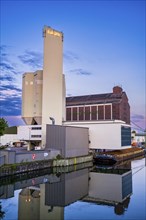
<box><xmin>22</xmin><ymin>72</ymin><xmax>34</xmax><ymax>125</ymax></box>
<box><xmin>33</xmin><ymin>70</ymin><xmax>43</xmax><ymax>125</ymax></box>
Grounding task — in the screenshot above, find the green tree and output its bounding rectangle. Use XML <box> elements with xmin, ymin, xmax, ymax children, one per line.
<box><xmin>0</xmin><ymin>118</ymin><xmax>8</xmax><ymax>136</ymax></box>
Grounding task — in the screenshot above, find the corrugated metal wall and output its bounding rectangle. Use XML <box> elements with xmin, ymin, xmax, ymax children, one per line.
<box><xmin>46</xmin><ymin>125</ymin><xmax>89</xmax><ymax>158</ymax></box>
<box><xmin>45</xmin><ymin>169</ymin><xmax>88</xmax><ymax>206</ymax></box>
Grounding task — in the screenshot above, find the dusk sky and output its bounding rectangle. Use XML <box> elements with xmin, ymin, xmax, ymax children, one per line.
<box><xmin>0</xmin><ymin>0</ymin><xmax>145</xmax><ymax>131</ymax></box>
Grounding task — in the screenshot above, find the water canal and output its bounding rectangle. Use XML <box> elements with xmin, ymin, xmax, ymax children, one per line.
<box><xmin>0</xmin><ymin>156</ymin><xmax>145</xmax><ymax>220</ymax></box>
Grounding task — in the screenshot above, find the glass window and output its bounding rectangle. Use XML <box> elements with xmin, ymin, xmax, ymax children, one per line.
<box><xmin>91</xmin><ymin>106</ymin><xmax>97</xmax><ymax>120</ymax></box>
<box><xmin>73</xmin><ymin>107</ymin><xmax>77</xmax><ymax>121</ymax></box>
<box><xmin>66</xmin><ymin>108</ymin><xmax>71</xmax><ymax>121</ymax></box>
<box><xmin>79</xmin><ymin>107</ymin><xmax>84</xmax><ymax>120</ymax></box>
<box><xmin>98</xmin><ymin>105</ymin><xmax>104</xmax><ymax>120</ymax></box>
<box><xmin>85</xmin><ymin>106</ymin><xmax>90</xmax><ymax>120</ymax></box>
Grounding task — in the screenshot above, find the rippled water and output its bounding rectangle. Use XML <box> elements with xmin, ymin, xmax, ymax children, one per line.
<box><xmin>0</xmin><ymin>157</ymin><xmax>145</xmax><ymax>220</ymax></box>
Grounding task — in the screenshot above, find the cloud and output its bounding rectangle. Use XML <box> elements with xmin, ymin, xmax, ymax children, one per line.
<box><xmin>131</xmin><ymin>114</ymin><xmax>144</xmax><ymax>120</ymax></box>
<box><xmin>3</xmin><ymin>116</ymin><xmax>25</xmax><ymax>127</ymax></box>
<box><xmin>0</xmin><ymin>75</ymin><xmax>14</xmax><ymax>82</ymax></box>
<box><xmin>0</xmin><ymin>96</ymin><xmax>21</xmax><ymax>116</ymax></box>
<box><xmin>64</xmin><ymin>51</ymin><xmax>79</xmax><ymax>63</ymax></box>
<box><xmin>131</xmin><ymin>114</ymin><xmax>145</xmax><ymax>131</ymax></box>
<box><xmin>70</xmin><ymin>68</ymin><xmax>92</xmax><ymax>75</ymax></box>
<box><xmin>18</xmin><ymin>50</ymin><xmax>43</xmax><ymax>69</ymax></box>
<box><xmin>0</xmin><ymin>45</ymin><xmax>20</xmax><ymax>75</ymax></box>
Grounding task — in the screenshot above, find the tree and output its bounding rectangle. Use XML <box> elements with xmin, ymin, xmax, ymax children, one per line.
<box><xmin>0</xmin><ymin>118</ymin><xmax>8</xmax><ymax>136</ymax></box>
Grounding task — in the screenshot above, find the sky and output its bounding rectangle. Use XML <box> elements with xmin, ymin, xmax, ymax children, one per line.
<box><xmin>0</xmin><ymin>0</ymin><xmax>145</xmax><ymax>131</ymax></box>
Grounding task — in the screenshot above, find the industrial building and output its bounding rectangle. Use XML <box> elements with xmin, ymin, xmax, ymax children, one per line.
<box><xmin>66</xmin><ymin>85</ymin><xmax>130</xmax><ymax>124</ymax></box>
<box><xmin>20</xmin><ymin>25</ymin><xmax>131</xmax><ymax>151</ymax></box>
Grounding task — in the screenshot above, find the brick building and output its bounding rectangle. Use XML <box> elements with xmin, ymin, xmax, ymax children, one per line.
<box><xmin>66</xmin><ymin>86</ymin><xmax>130</xmax><ymax>124</ymax></box>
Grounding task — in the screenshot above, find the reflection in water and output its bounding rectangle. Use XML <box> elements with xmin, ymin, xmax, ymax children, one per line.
<box><xmin>18</xmin><ymin>169</ymin><xmax>89</xmax><ymax>220</ymax></box>
<box><xmin>2</xmin><ymin>159</ymin><xmax>144</xmax><ymax>220</ymax></box>
<box><xmin>17</xmin><ymin>162</ymin><xmax>132</xmax><ymax>219</ymax></box>
<box><xmin>82</xmin><ymin>161</ymin><xmax>132</xmax><ymax>215</ymax></box>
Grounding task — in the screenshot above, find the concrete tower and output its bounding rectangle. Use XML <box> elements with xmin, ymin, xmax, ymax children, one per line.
<box><xmin>22</xmin><ymin>70</ymin><xmax>43</xmax><ymax>125</ymax></box>
<box><xmin>42</xmin><ymin>26</ymin><xmax>65</xmax><ymax>148</ymax></box>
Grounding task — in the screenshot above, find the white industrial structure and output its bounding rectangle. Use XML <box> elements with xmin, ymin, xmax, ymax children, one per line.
<box><xmin>22</xmin><ymin>26</ymin><xmax>66</xmax><ymax>148</ymax></box>
<box><xmin>20</xmin><ymin>25</ymin><xmax>131</xmax><ymax>151</ymax></box>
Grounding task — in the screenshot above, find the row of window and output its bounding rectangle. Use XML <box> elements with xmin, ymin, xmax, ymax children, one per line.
<box><xmin>31</xmin><ymin>135</ymin><xmax>41</xmax><ymax>138</ymax></box>
<box><xmin>66</xmin><ymin>105</ymin><xmax>112</xmax><ymax>121</ymax></box>
<box><xmin>31</xmin><ymin>127</ymin><xmax>41</xmax><ymax>130</ymax></box>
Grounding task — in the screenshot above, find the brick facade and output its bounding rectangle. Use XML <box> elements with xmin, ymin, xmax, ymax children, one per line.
<box><xmin>66</xmin><ymin>86</ymin><xmax>130</xmax><ymax>124</ymax></box>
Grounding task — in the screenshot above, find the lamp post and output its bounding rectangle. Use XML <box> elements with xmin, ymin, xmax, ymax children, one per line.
<box><xmin>49</xmin><ymin>117</ymin><xmax>55</xmax><ymax>125</ymax></box>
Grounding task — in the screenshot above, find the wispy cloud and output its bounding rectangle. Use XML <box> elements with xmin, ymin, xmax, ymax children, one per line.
<box><xmin>0</xmin><ymin>96</ymin><xmax>22</xmax><ymax>116</ymax></box>
<box><xmin>64</xmin><ymin>51</ymin><xmax>79</xmax><ymax>63</ymax></box>
<box><xmin>131</xmin><ymin>114</ymin><xmax>145</xmax><ymax>131</ymax></box>
<box><xmin>131</xmin><ymin>114</ymin><xmax>144</xmax><ymax>121</ymax></box>
<box><xmin>0</xmin><ymin>45</ymin><xmax>19</xmax><ymax>75</ymax></box>
<box><xmin>18</xmin><ymin>50</ymin><xmax>43</xmax><ymax>69</ymax></box>
<box><xmin>3</xmin><ymin>116</ymin><xmax>25</xmax><ymax>127</ymax></box>
<box><xmin>70</xmin><ymin>68</ymin><xmax>92</xmax><ymax>75</ymax></box>
<box><xmin>0</xmin><ymin>75</ymin><xmax>14</xmax><ymax>82</ymax></box>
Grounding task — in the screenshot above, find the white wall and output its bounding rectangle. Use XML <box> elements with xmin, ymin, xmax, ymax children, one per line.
<box><xmin>17</xmin><ymin>125</ymin><xmax>42</xmax><ymax>141</ymax></box>
<box><xmin>89</xmin><ymin>171</ymin><xmax>132</xmax><ymax>203</ymax></box>
<box><xmin>64</xmin><ymin>120</ymin><xmax>131</xmax><ymax>150</ymax></box>
<box><xmin>0</xmin><ymin>134</ymin><xmax>18</xmax><ymax>146</ymax></box>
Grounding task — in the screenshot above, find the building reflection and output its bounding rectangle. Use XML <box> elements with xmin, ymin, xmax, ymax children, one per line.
<box><xmin>18</xmin><ymin>168</ymin><xmax>89</xmax><ymax>220</ymax></box>
<box><xmin>82</xmin><ymin>161</ymin><xmax>132</xmax><ymax>215</ymax></box>
<box><xmin>1</xmin><ymin>161</ymin><xmax>133</xmax><ymax>219</ymax></box>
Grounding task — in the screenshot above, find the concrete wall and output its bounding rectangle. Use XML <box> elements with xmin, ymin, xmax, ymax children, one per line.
<box><xmin>64</xmin><ymin>120</ymin><xmax>131</xmax><ymax>150</ymax></box>
<box><xmin>46</xmin><ymin>125</ymin><xmax>89</xmax><ymax>158</ymax></box>
<box><xmin>0</xmin><ymin>149</ymin><xmax>60</xmax><ymax>164</ymax></box>
<box><xmin>0</xmin><ymin>150</ymin><xmax>16</xmax><ymax>164</ymax></box>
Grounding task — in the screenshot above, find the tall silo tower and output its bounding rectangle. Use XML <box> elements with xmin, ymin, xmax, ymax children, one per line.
<box><xmin>33</xmin><ymin>70</ymin><xmax>43</xmax><ymax>125</ymax></box>
<box><xmin>22</xmin><ymin>72</ymin><xmax>34</xmax><ymax>125</ymax></box>
<box><xmin>22</xmin><ymin>70</ymin><xmax>43</xmax><ymax>125</ymax></box>
<box><xmin>41</xmin><ymin>26</ymin><xmax>65</xmax><ymax>148</ymax></box>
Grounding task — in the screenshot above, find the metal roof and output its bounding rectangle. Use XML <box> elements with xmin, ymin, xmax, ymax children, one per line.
<box><xmin>66</xmin><ymin>92</ymin><xmax>125</xmax><ymax>106</ymax></box>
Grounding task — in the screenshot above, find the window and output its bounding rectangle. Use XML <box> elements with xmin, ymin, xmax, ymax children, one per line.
<box><xmin>121</xmin><ymin>126</ymin><xmax>131</xmax><ymax>146</ymax></box>
<box><xmin>79</xmin><ymin>107</ymin><xmax>84</xmax><ymax>120</ymax></box>
<box><xmin>91</xmin><ymin>106</ymin><xmax>97</xmax><ymax>120</ymax></box>
<box><xmin>105</xmin><ymin>105</ymin><xmax>111</xmax><ymax>120</ymax></box>
<box><xmin>98</xmin><ymin>105</ymin><xmax>104</xmax><ymax>120</ymax></box>
<box><xmin>31</xmin><ymin>135</ymin><xmax>41</xmax><ymax>138</ymax></box>
<box><xmin>85</xmin><ymin>106</ymin><xmax>90</xmax><ymax>120</ymax></box>
<box><xmin>73</xmin><ymin>107</ymin><xmax>77</xmax><ymax>121</ymax></box>
<box><xmin>31</xmin><ymin>127</ymin><xmax>41</xmax><ymax>130</ymax></box>
<box><xmin>66</xmin><ymin>108</ymin><xmax>71</xmax><ymax>121</ymax></box>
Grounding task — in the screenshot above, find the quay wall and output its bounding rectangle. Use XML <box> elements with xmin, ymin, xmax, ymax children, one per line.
<box><xmin>0</xmin><ymin>149</ymin><xmax>60</xmax><ymax>164</ymax></box>
<box><xmin>0</xmin><ymin>155</ymin><xmax>93</xmax><ymax>177</ymax></box>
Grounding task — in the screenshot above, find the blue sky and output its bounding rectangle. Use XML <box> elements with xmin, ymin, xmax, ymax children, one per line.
<box><xmin>0</xmin><ymin>0</ymin><xmax>145</xmax><ymax>130</ymax></box>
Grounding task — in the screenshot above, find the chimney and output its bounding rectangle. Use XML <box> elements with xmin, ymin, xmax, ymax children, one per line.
<box><xmin>113</xmin><ymin>86</ymin><xmax>123</xmax><ymax>94</ymax></box>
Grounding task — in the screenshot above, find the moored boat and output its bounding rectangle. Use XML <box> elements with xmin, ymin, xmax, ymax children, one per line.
<box><xmin>93</xmin><ymin>154</ymin><xmax>117</xmax><ymax>165</ymax></box>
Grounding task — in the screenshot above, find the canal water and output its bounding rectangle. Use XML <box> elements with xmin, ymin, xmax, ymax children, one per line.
<box><xmin>0</xmin><ymin>156</ymin><xmax>145</xmax><ymax>220</ymax></box>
